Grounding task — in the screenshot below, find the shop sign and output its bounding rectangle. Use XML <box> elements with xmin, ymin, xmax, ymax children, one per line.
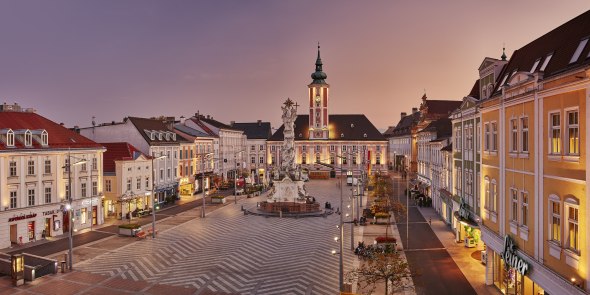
<box><xmin>8</xmin><ymin>213</ymin><xmax>37</xmax><ymax>222</ymax></box>
<box><xmin>501</xmin><ymin>235</ymin><xmax>529</xmax><ymax>275</ymax></box>
<box><xmin>81</xmin><ymin>197</ymin><xmax>99</xmax><ymax>207</ymax></box>
<box><xmin>43</xmin><ymin>210</ymin><xmax>57</xmax><ymax>216</ymax></box>
<box><xmin>458</xmin><ymin>198</ymin><xmax>469</xmax><ymax>220</ymax></box>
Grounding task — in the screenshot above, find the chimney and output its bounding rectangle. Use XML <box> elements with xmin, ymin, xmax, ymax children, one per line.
<box><xmin>180</xmin><ymin>115</ymin><xmax>186</xmax><ymax>124</ymax></box>
<box><xmin>412</xmin><ymin>107</ymin><xmax>418</xmax><ymax>113</ymax></box>
<box><xmin>230</xmin><ymin>121</ymin><xmax>235</xmax><ymax>126</ymax></box>
<box><xmin>257</xmin><ymin>120</ymin><xmax>262</xmax><ymax>126</ymax></box>
<box><xmin>400</xmin><ymin>112</ymin><xmax>407</xmax><ymax>119</ymax></box>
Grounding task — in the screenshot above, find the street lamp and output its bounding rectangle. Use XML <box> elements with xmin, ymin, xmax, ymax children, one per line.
<box><xmin>198</xmin><ymin>152</ymin><xmax>214</xmax><ymax>218</ymax></box>
<box><xmin>63</xmin><ymin>152</ymin><xmax>87</xmax><ymax>271</ymax></box>
<box><xmin>234</xmin><ymin>150</ymin><xmax>245</xmax><ymax>204</ymax></box>
<box><xmin>316</xmin><ymin>157</ymin><xmax>344</xmax><ymax>292</ymax></box>
<box><xmin>151</xmin><ymin>155</ymin><xmax>166</xmax><ymax>238</ymax></box>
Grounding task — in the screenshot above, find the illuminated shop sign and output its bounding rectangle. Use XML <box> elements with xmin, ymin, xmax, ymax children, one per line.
<box><xmin>501</xmin><ymin>235</ymin><xmax>529</xmax><ymax>275</ymax></box>
<box><xmin>8</xmin><ymin>213</ymin><xmax>37</xmax><ymax>222</ymax></box>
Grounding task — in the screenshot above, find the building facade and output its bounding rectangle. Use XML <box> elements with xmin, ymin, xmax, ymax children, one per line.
<box><xmin>101</xmin><ymin>142</ymin><xmax>152</xmax><ymax>220</ymax></box>
<box><xmin>232</xmin><ymin>121</ymin><xmax>272</xmax><ymax>185</ymax></box>
<box><xmin>0</xmin><ymin>104</ymin><xmax>105</xmax><ymax>248</ymax></box>
<box><xmin>79</xmin><ymin>117</ymin><xmax>181</xmax><ymax>206</ymax></box>
<box><xmin>267</xmin><ymin>47</ymin><xmax>387</xmax><ymax>179</ymax></box>
<box><xmin>480</xmin><ymin>11</ymin><xmax>590</xmax><ymax>295</ymax></box>
<box><xmin>174</xmin><ymin>123</ymin><xmax>215</xmax><ymax>195</ymax></box>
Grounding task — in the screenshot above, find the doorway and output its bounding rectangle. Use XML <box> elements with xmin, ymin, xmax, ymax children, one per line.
<box><xmin>92</xmin><ymin>206</ymin><xmax>97</xmax><ymax>225</ymax></box>
<box><xmin>10</xmin><ymin>224</ymin><xmax>17</xmax><ymax>244</ymax></box>
<box><xmin>63</xmin><ymin>211</ymin><xmax>70</xmax><ymax>232</ymax></box>
<box><xmin>44</xmin><ymin>218</ymin><xmax>51</xmax><ymax>237</ymax></box>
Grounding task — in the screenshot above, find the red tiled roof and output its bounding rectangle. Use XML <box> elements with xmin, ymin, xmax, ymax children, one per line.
<box><xmin>0</xmin><ymin>111</ymin><xmax>103</xmax><ymax>150</ymax></box>
<box><xmin>101</xmin><ymin>142</ymin><xmax>147</xmax><ymax>173</ymax></box>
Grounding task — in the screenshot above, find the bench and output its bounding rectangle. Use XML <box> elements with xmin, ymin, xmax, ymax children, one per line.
<box><xmin>136</xmin><ymin>231</ymin><xmax>147</xmax><ymax>240</ymax></box>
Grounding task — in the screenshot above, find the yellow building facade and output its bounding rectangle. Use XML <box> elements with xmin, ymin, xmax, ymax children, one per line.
<box><xmin>480</xmin><ymin>10</ymin><xmax>590</xmax><ymax>295</ymax></box>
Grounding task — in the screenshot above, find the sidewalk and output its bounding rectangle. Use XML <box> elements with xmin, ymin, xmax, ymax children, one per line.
<box><xmin>353</xmin><ymin>179</ymin><xmax>416</xmax><ymax>295</ymax></box>
<box><xmin>415</xmin><ymin>206</ymin><xmax>500</xmax><ymax>295</ymax></box>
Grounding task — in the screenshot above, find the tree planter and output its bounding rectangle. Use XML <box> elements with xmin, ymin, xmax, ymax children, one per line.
<box><xmin>118</xmin><ymin>224</ymin><xmax>141</xmax><ymax>236</ymax></box>
<box><xmin>211</xmin><ymin>197</ymin><xmax>226</xmax><ymax>204</ymax></box>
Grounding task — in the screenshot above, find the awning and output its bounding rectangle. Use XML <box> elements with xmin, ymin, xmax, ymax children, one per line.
<box><xmin>453</xmin><ymin>211</ymin><xmax>480</xmax><ymax>228</ymax></box>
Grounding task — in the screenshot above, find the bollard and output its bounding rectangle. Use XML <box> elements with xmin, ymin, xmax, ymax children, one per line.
<box><xmin>429</xmin><ymin>217</ymin><xmax>432</xmax><ymax>226</ymax></box>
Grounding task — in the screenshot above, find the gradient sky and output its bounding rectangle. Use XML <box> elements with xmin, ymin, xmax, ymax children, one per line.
<box><xmin>1</xmin><ymin>1</ymin><xmax>589</xmax><ymax>130</ymax></box>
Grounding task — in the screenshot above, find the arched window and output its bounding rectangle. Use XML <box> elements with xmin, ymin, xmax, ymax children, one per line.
<box><xmin>25</xmin><ymin>130</ymin><xmax>32</xmax><ymax>146</ymax></box>
<box><xmin>301</xmin><ymin>153</ymin><xmax>307</xmax><ymax>165</ymax></box>
<box><xmin>6</xmin><ymin>129</ymin><xmax>14</xmax><ymax>147</ymax></box>
<box><xmin>41</xmin><ymin>130</ymin><xmax>48</xmax><ymax>146</ymax></box>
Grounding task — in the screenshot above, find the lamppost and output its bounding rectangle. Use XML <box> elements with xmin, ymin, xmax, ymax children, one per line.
<box><xmin>63</xmin><ymin>152</ymin><xmax>87</xmax><ymax>271</ymax></box>
<box><xmin>151</xmin><ymin>155</ymin><xmax>166</xmax><ymax>238</ymax></box>
<box><xmin>234</xmin><ymin>150</ymin><xmax>245</xmax><ymax>204</ymax></box>
<box><xmin>198</xmin><ymin>152</ymin><xmax>214</xmax><ymax>218</ymax></box>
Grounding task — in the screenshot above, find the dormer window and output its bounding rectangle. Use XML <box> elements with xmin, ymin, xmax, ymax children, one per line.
<box><xmin>6</xmin><ymin>129</ymin><xmax>14</xmax><ymax>147</ymax></box>
<box><xmin>172</xmin><ymin>134</ymin><xmax>176</xmax><ymax>141</ymax></box>
<box><xmin>165</xmin><ymin>133</ymin><xmax>170</xmax><ymax>141</ymax></box>
<box><xmin>530</xmin><ymin>58</ymin><xmax>541</xmax><ymax>73</ymax></box>
<box><xmin>540</xmin><ymin>53</ymin><xmax>553</xmax><ymax>71</ymax></box>
<box><xmin>363</xmin><ymin>133</ymin><xmax>367</xmax><ymax>138</ymax></box>
<box><xmin>158</xmin><ymin>132</ymin><xmax>163</xmax><ymax>140</ymax></box>
<box><xmin>25</xmin><ymin>130</ymin><xmax>32</xmax><ymax>146</ymax></box>
<box><xmin>340</xmin><ymin>133</ymin><xmax>344</xmax><ymax>138</ymax></box>
<box><xmin>350</xmin><ymin>123</ymin><xmax>354</xmax><ymax>128</ymax></box>
<box><xmin>41</xmin><ymin>130</ymin><xmax>48</xmax><ymax>146</ymax></box>
<box><xmin>570</xmin><ymin>38</ymin><xmax>588</xmax><ymax>64</ymax></box>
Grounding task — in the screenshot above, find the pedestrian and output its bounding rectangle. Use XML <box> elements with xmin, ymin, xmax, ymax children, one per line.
<box><xmin>429</xmin><ymin>217</ymin><xmax>432</xmax><ymax>226</ymax></box>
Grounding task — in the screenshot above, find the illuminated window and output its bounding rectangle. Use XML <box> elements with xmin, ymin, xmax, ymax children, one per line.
<box><xmin>565</xmin><ymin>199</ymin><xmax>579</xmax><ymax>252</ymax></box>
<box><xmin>81</xmin><ymin>182</ymin><xmax>87</xmax><ymax>197</ymax></box>
<box><xmin>521</xmin><ymin>191</ymin><xmax>528</xmax><ymax>226</ymax></box>
<box><xmin>549</xmin><ymin>198</ymin><xmax>561</xmax><ymax>242</ymax></box>
<box><xmin>566</xmin><ymin>110</ymin><xmax>579</xmax><ymax>155</ymax></box>
<box><xmin>550</xmin><ymin>112</ymin><xmax>561</xmax><ymax>154</ymax></box>
<box><xmin>81</xmin><ymin>208</ymin><xmax>87</xmax><ymax>224</ymax></box>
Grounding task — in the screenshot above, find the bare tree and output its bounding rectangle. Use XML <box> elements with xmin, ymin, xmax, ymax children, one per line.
<box><xmin>346</xmin><ymin>252</ymin><xmax>413</xmax><ymax>295</ymax></box>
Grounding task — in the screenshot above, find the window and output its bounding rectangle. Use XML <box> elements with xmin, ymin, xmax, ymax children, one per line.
<box><xmin>352</xmin><ymin>156</ymin><xmax>357</xmax><ymax>165</ymax></box>
<box><xmin>271</xmin><ymin>156</ymin><xmax>275</xmax><ymax>164</ymax></box>
<box><xmin>10</xmin><ymin>191</ymin><xmax>17</xmax><ymax>209</ymax></box>
<box><xmin>24</xmin><ymin>130</ymin><xmax>32</xmax><ymax>146</ymax></box>
<box><xmin>6</xmin><ymin>130</ymin><xmax>14</xmax><ymax>146</ymax></box>
<box><xmin>510</xmin><ymin>119</ymin><xmax>518</xmax><ymax>153</ymax></box>
<box><xmin>190</xmin><ymin>165</ymin><xmax>193</xmax><ymax>175</ymax></box>
<box><xmin>81</xmin><ymin>161</ymin><xmax>87</xmax><ymax>172</ymax></box>
<box><xmin>521</xmin><ymin>191</ymin><xmax>529</xmax><ymax>226</ymax></box>
<box><xmin>9</xmin><ymin>161</ymin><xmax>16</xmax><ymax>176</ymax></box>
<box><xmin>315</xmin><ymin>145</ymin><xmax>320</xmax><ymax>152</ymax></box>
<box><xmin>260</xmin><ymin>145</ymin><xmax>264</xmax><ymax>151</ymax></box>
<box><xmin>126</xmin><ymin>178</ymin><xmax>132</xmax><ymax>191</ymax></box>
<box><xmin>145</xmin><ymin>177</ymin><xmax>150</xmax><ymax>189</ymax></box>
<box><xmin>271</xmin><ymin>146</ymin><xmax>275</xmax><ymax>152</ymax></box>
<box><xmin>259</xmin><ymin>156</ymin><xmax>264</xmax><ymax>164</ymax></box>
<box><xmin>550</xmin><ymin>112</ymin><xmax>561</xmax><ymax>154</ymax></box>
<box><xmin>488</xmin><ymin>180</ymin><xmax>497</xmax><ymax>212</ymax></box>
<box><xmin>316</xmin><ymin>154</ymin><xmax>321</xmax><ymax>164</ymax></box>
<box><xmin>302</xmin><ymin>146</ymin><xmax>307</xmax><ymax>152</ymax></box>
<box><xmin>167</xmin><ymin>168</ymin><xmax>171</xmax><ymax>179</ymax></box>
<box><xmin>540</xmin><ymin>54</ymin><xmax>553</xmax><ymax>71</ymax></box>
<box><xmin>136</xmin><ymin>177</ymin><xmax>141</xmax><ymax>190</ymax></box>
<box><xmin>510</xmin><ymin>188</ymin><xmax>518</xmax><ymax>222</ymax></box>
<box><xmin>342</xmin><ymin>146</ymin><xmax>346</xmax><ymax>152</ymax></box>
<box><xmin>477</xmin><ymin>123</ymin><xmax>481</xmax><ymax>152</ymax></box>
<box><xmin>41</xmin><ymin>130</ymin><xmax>48</xmax><ymax>145</ymax></box>
<box><xmin>251</xmin><ymin>157</ymin><xmax>255</xmax><ymax>164</ymax></box>
<box><xmin>44</xmin><ymin>160</ymin><xmax>51</xmax><ymax>174</ymax></box>
<box><xmin>167</xmin><ymin>151</ymin><xmax>170</xmax><ymax>159</ymax></box>
<box><xmin>342</xmin><ymin>156</ymin><xmax>347</xmax><ymax>165</ymax></box>
<box><xmin>566</xmin><ymin>201</ymin><xmax>579</xmax><ymax>252</ymax></box>
<box><xmin>376</xmin><ymin>154</ymin><xmax>381</xmax><ymax>165</ymax></box>
<box><xmin>251</xmin><ymin>145</ymin><xmax>255</xmax><ymax>151</ymax></box>
<box><xmin>455</xmin><ymin>168</ymin><xmax>462</xmax><ymax>196</ymax></box>
<box><xmin>28</xmin><ymin>189</ymin><xmax>35</xmax><ymax>206</ymax></box>
<box><xmin>484</xmin><ymin>123</ymin><xmax>490</xmax><ymax>151</ymax></box>
<box><xmin>330</xmin><ymin>155</ymin><xmax>335</xmax><ymax>165</ymax></box>
<box><xmin>569</xmin><ymin>38</ymin><xmax>588</xmax><ymax>64</ymax></box>
<box><xmin>330</xmin><ymin>145</ymin><xmax>335</xmax><ymax>151</ymax></box>
<box><xmin>160</xmin><ymin>169</ymin><xmax>164</xmax><ymax>180</ymax></box>
<box><xmin>550</xmin><ymin>200</ymin><xmax>561</xmax><ymax>242</ymax></box>
<box><xmin>45</xmin><ymin>187</ymin><xmax>52</xmax><ymax>204</ymax></box>
<box><xmin>92</xmin><ymin>181</ymin><xmax>97</xmax><ymax>196</ymax></box>
<box><xmin>491</xmin><ymin>122</ymin><xmax>498</xmax><ymax>151</ymax></box>
<box><xmin>566</xmin><ymin>110</ymin><xmax>579</xmax><ymax>155</ymax></box>
<box><xmin>81</xmin><ymin>182</ymin><xmax>87</xmax><ymax>197</ymax></box>
<box><xmin>530</xmin><ymin>58</ymin><xmax>541</xmax><ymax>73</ymax></box>
<box><xmin>302</xmin><ymin>154</ymin><xmax>307</xmax><ymax>165</ymax></box>
<box><xmin>27</xmin><ymin>160</ymin><xmax>35</xmax><ymax>175</ymax></box>
<box><xmin>520</xmin><ymin>117</ymin><xmax>529</xmax><ymax>153</ymax></box>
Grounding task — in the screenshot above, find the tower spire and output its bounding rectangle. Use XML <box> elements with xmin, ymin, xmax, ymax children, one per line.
<box><xmin>501</xmin><ymin>44</ymin><xmax>507</xmax><ymax>61</ymax></box>
<box><xmin>311</xmin><ymin>43</ymin><xmax>327</xmax><ymax>84</ymax></box>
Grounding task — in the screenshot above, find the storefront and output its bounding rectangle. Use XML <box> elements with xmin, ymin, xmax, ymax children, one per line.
<box><xmin>482</xmin><ymin>227</ymin><xmax>584</xmax><ymax>295</ymax></box>
<box><xmin>2</xmin><ymin>205</ymin><xmax>64</xmax><ymax>248</ymax></box>
<box><xmin>179</xmin><ymin>176</ymin><xmax>194</xmax><ymax>196</ymax></box>
<box><xmin>453</xmin><ymin>198</ymin><xmax>481</xmax><ymax>247</ymax></box>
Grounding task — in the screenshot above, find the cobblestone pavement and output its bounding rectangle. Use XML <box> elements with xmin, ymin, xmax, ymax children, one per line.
<box><xmin>67</xmin><ymin>179</ymin><xmax>356</xmax><ymax>295</ymax></box>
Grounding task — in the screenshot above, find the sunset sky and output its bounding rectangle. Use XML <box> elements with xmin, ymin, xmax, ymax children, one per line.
<box><xmin>1</xmin><ymin>1</ymin><xmax>589</xmax><ymax>130</ymax></box>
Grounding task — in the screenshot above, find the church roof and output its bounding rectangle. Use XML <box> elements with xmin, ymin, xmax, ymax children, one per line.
<box><xmin>268</xmin><ymin>114</ymin><xmax>386</xmax><ymax>142</ymax></box>
<box><xmin>232</xmin><ymin>122</ymin><xmax>272</xmax><ymax>139</ymax></box>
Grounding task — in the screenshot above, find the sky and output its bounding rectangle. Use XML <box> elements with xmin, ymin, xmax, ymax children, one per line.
<box><xmin>1</xmin><ymin>1</ymin><xmax>589</xmax><ymax>131</ymax></box>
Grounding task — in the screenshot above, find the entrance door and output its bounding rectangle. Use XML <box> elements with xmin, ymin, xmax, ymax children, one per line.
<box><xmin>44</xmin><ymin>218</ymin><xmax>51</xmax><ymax>237</ymax></box>
<box><xmin>92</xmin><ymin>206</ymin><xmax>97</xmax><ymax>225</ymax></box>
<box><xmin>10</xmin><ymin>224</ymin><xmax>17</xmax><ymax>244</ymax></box>
<box><xmin>27</xmin><ymin>221</ymin><xmax>35</xmax><ymax>241</ymax></box>
<box><xmin>63</xmin><ymin>211</ymin><xmax>70</xmax><ymax>232</ymax></box>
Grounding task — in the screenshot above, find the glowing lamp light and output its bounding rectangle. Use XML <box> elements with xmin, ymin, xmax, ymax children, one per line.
<box><xmin>334</xmin><ymin>237</ymin><xmax>339</xmax><ymax>242</ymax></box>
<box><xmin>65</xmin><ymin>204</ymin><xmax>71</xmax><ymax>210</ymax></box>
<box><xmin>11</xmin><ymin>254</ymin><xmax>24</xmax><ymax>286</ymax></box>
<box><xmin>331</xmin><ymin>250</ymin><xmax>337</xmax><ymax>255</ymax></box>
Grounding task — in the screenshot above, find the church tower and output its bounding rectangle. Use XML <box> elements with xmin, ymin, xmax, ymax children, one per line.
<box><xmin>308</xmin><ymin>44</ymin><xmax>329</xmax><ymax>140</ymax></box>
